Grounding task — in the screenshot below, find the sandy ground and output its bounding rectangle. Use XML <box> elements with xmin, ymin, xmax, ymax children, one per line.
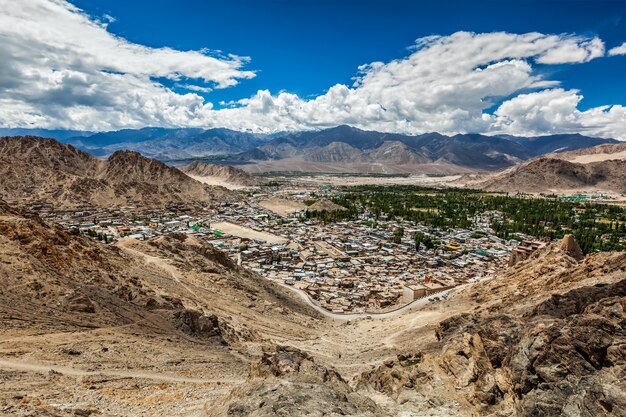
<box><xmin>0</xmin><ymin>292</ymin><xmax>466</xmax><ymax>417</ymax></box>
<box><xmin>211</xmin><ymin>221</ymin><xmax>288</xmax><ymax>244</ymax></box>
<box><xmin>187</xmin><ymin>174</ymin><xmax>249</xmax><ymax>190</ymax></box>
<box><xmin>258</xmin><ymin>198</ymin><xmax>307</xmax><ymax>217</ymax></box>
<box><xmin>283</xmin><ymin>174</ymin><xmax>465</xmax><ymax>187</ymax></box>
<box><xmin>568</xmin><ymin>150</ymin><xmax>626</xmax><ymax>163</ymax></box>
<box><xmin>239</xmin><ymin>158</ymin><xmax>476</xmax><ymax>175</ymax></box>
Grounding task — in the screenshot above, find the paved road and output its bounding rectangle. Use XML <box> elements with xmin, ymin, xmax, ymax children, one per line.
<box><xmin>275</xmin><ymin>281</ymin><xmax>468</xmax><ymax>321</ymax></box>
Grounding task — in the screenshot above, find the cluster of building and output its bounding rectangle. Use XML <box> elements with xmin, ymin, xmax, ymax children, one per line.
<box><xmin>40</xmin><ymin>206</ymin><xmax>203</xmax><ymax>241</ymax></box>
<box><xmin>45</xmin><ymin>194</ymin><xmax>522</xmax><ymax>314</ymax></box>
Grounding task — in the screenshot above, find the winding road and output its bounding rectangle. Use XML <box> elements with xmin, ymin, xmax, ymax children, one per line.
<box><xmin>275</xmin><ymin>280</ymin><xmax>468</xmax><ymax>320</ymax></box>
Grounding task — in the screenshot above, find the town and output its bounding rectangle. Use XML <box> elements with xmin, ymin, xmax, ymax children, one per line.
<box><xmin>36</xmin><ymin>188</ymin><xmax>529</xmax><ymax>314</ymax></box>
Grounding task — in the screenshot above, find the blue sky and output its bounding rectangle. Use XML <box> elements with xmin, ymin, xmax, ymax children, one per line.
<box><xmin>72</xmin><ymin>0</ymin><xmax>626</xmax><ymax>110</ymax></box>
<box><xmin>1</xmin><ymin>0</ymin><xmax>626</xmax><ymax>137</ymax></box>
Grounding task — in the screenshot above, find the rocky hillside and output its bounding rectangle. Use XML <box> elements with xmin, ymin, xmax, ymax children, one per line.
<box><xmin>0</xmin><ymin>136</ymin><xmax>234</xmax><ymax>209</ymax></box>
<box><xmin>181</xmin><ymin>161</ymin><xmax>261</xmax><ymax>187</ymax></box>
<box><xmin>355</xmin><ymin>237</ymin><xmax>626</xmax><ymax>417</ymax></box>
<box><xmin>0</xmin><ymin>200</ymin><xmax>322</xmax><ymax>416</ymax></box>
<box><xmin>205</xmin><ymin>345</ymin><xmax>381</xmax><ymax>416</ymax></box>
<box><xmin>478</xmin><ymin>157</ymin><xmax>626</xmax><ymax>193</ymax></box>
<box><xmin>0</xmin><ymin>198</ymin><xmax>317</xmax><ymax>337</ymax></box>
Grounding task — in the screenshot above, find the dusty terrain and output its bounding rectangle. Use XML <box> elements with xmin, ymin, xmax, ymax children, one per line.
<box><xmin>258</xmin><ymin>198</ymin><xmax>307</xmax><ymax>217</ymax></box>
<box><xmin>1</xmin><ymin>197</ymin><xmax>624</xmax><ymax>417</ymax></box>
<box><xmin>182</xmin><ymin>161</ymin><xmax>262</xmax><ymax>190</ymax></box>
<box><xmin>211</xmin><ymin>221</ymin><xmax>288</xmax><ymax>244</ymax></box>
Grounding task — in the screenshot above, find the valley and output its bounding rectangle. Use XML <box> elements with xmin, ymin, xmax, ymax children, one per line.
<box><xmin>3</xmin><ymin>1</ymin><xmax>626</xmax><ymax>415</ymax></box>
<box><xmin>0</xmin><ymin>135</ymin><xmax>625</xmax><ymax>417</ymax></box>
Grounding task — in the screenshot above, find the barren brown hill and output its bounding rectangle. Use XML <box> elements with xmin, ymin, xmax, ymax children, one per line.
<box><xmin>478</xmin><ymin>157</ymin><xmax>626</xmax><ymax>193</ymax></box>
<box><xmin>181</xmin><ymin>161</ymin><xmax>261</xmax><ymax>187</ymax></box>
<box><xmin>0</xmin><ymin>199</ymin><xmax>327</xmax><ymax>416</ymax></box>
<box><xmin>0</xmin><ymin>136</ymin><xmax>234</xmax><ymax>209</ymax></box>
<box><xmin>1</xmin><ymin>200</ymin><xmax>624</xmax><ymax>417</ymax></box>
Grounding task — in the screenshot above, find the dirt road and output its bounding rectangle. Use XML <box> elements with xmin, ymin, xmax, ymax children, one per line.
<box><xmin>0</xmin><ymin>359</ymin><xmax>240</xmax><ymax>384</ymax></box>
<box><xmin>275</xmin><ymin>280</ymin><xmax>466</xmax><ymax>320</ymax></box>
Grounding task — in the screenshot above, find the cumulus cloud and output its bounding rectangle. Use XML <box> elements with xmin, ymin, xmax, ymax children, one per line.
<box><xmin>0</xmin><ymin>0</ymin><xmax>253</xmax><ymax>130</ymax></box>
<box><xmin>208</xmin><ymin>32</ymin><xmax>625</xmax><ymax>138</ymax></box>
<box><xmin>608</xmin><ymin>42</ymin><xmax>626</xmax><ymax>56</ymax></box>
<box><xmin>490</xmin><ymin>89</ymin><xmax>626</xmax><ymax>137</ymax></box>
<box><xmin>0</xmin><ymin>0</ymin><xmax>625</xmax><ymax>139</ymax></box>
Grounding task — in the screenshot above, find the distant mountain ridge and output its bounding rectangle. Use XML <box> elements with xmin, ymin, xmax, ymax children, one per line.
<box><xmin>62</xmin><ymin>127</ymin><xmax>271</xmax><ymax>160</ymax></box>
<box><xmin>231</xmin><ymin>125</ymin><xmax>617</xmax><ymax>172</ymax></box>
<box><xmin>0</xmin><ymin>125</ymin><xmax>618</xmax><ymax>173</ymax></box>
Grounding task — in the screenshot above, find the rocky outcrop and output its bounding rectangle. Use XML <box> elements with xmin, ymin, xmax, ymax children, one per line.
<box><xmin>205</xmin><ymin>346</ymin><xmax>382</xmax><ymax>416</ymax></box>
<box><xmin>355</xmin><ymin>353</ymin><xmax>426</xmax><ymax>396</ymax></box>
<box><xmin>434</xmin><ymin>284</ymin><xmax>626</xmax><ymax>416</ymax></box>
<box><xmin>510</xmin><ymin>286</ymin><xmax>626</xmax><ymax>417</ymax></box>
<box><xmin>559</xmin><ymin>234</ymin><xmax>584</xmax><ymax>261</ymax></box>
<box><xmin>350</xmin><ymin>241</ymin><xmax>626</xmax><ymax>417</ymax></box>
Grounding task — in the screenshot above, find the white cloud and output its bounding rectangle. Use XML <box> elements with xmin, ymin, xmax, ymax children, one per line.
<box><xmin>535</xmin><ymin>36</ymin><xmax>604</xmax><ymax>64</ymax></box>
<box><xmin>0</xmin><ymin>0</ymin><xmax>253</xmax><ymax>130</ymax></box>
<box><xmin>207</xmin><ymin>32</ymin><xmax>624</xmax><ymax>138</ymax></box>
<box><xmin>608</xmin><ymin>42</ymin><xmax>626</xmax><ymax>56</ymax></box>
<box><xmin>177</xmin><ymin>84</ymin><xmax>213</xmax><ymax>93</ymax></box>
<box><xmin>0</xmin><ymin>0</ymin><xmax>625</xmax><ymax>139</ymax></box>
<box><xmin>490</xmin><ymin>89</ymin><xmax>626</xmax><ymax>138</ymax></box>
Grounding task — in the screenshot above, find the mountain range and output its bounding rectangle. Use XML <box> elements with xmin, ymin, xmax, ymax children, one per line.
<box><xmin>233</xmin><ymin>125</ymin><xmax>617</xmax><ymax>172</ymax></box>
<box><xmin>0</xmin><ymin>125</ymin><xmax>617</xmax><ymax>173</ymax></box>
<box><xmin>0</xmin><ymin>136</ymin><xmax>234</xmax><ymax>210</ymax></box>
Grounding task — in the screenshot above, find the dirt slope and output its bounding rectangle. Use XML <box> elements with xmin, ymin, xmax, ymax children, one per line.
<box><xmin>181</xmin><ymin>161</ymin><xmax>261</xmax><ymax>187</ymax></box>
<box><xmin>0</xmin><ymin>200</ymin><xmax>322</xmax><ymax>416</ymax></box>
